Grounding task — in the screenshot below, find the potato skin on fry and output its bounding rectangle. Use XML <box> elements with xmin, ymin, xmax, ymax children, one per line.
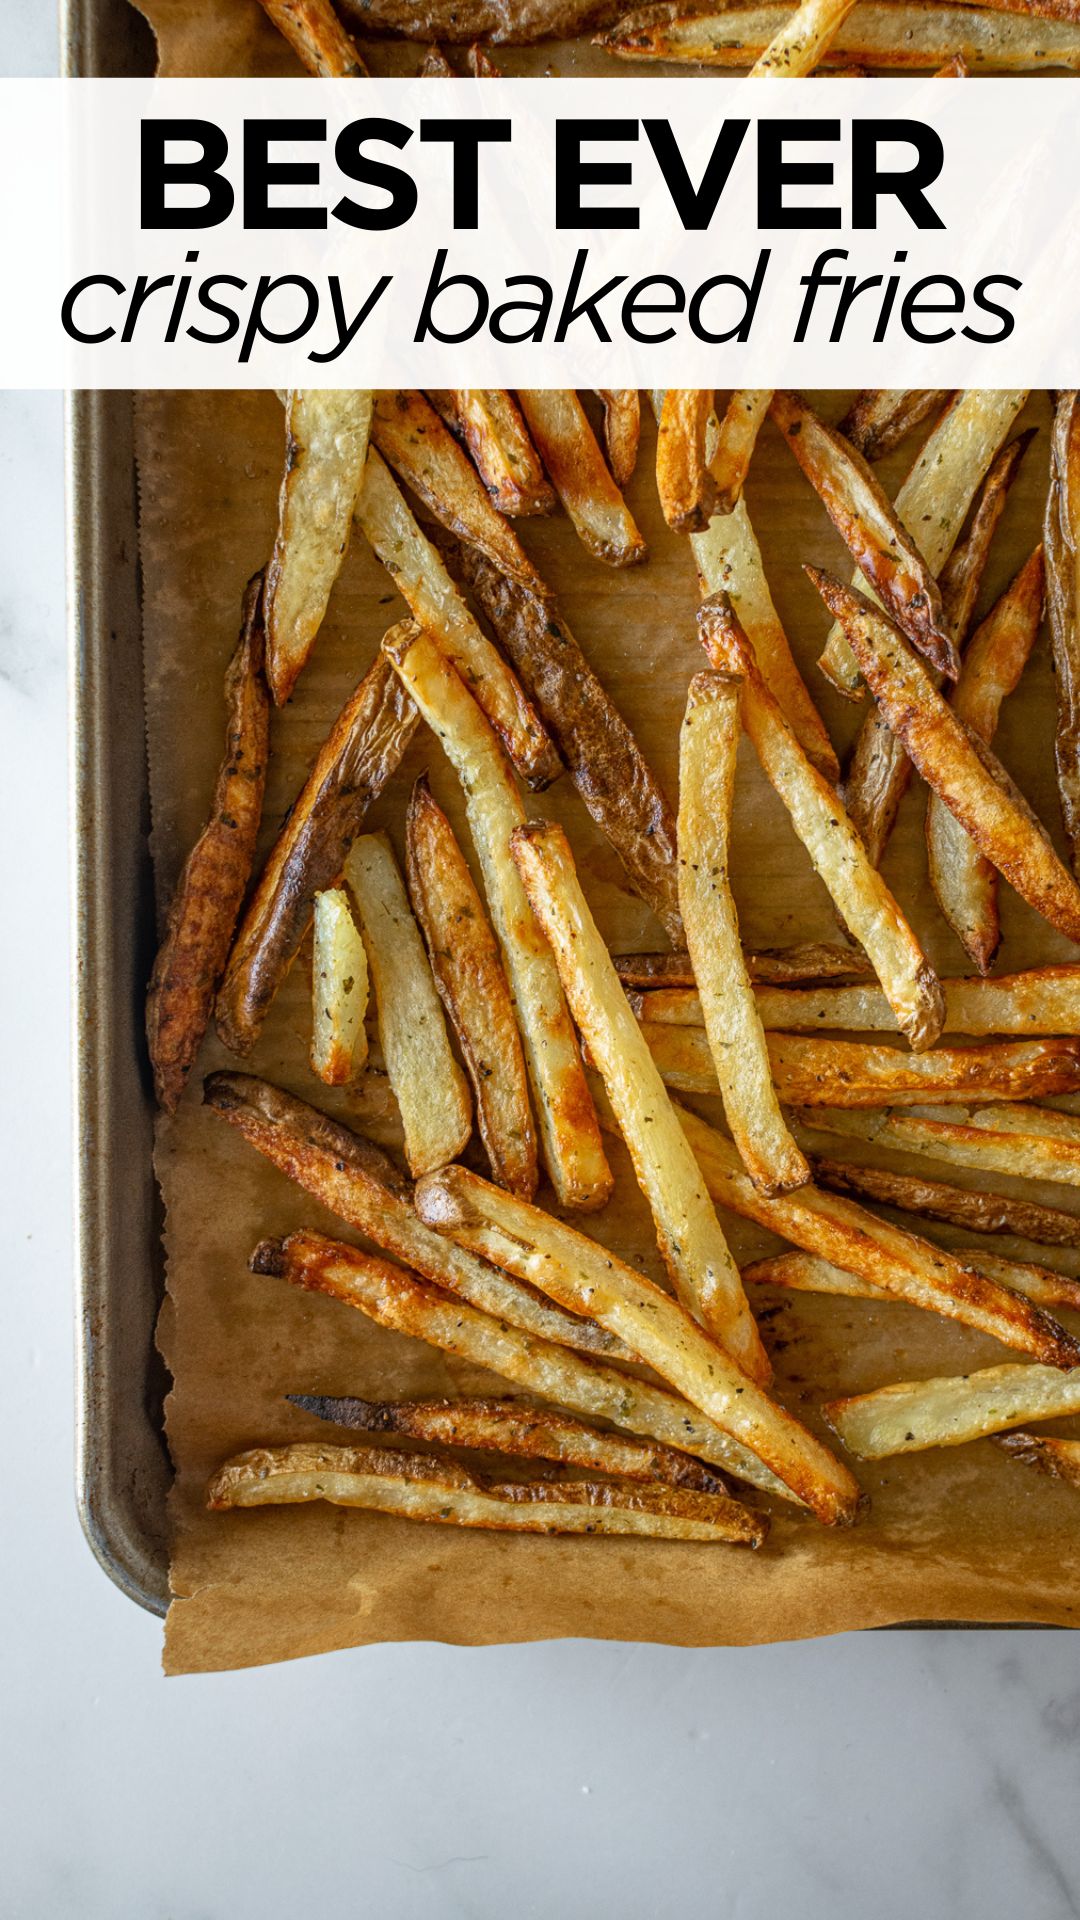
<box><xmin>1046</xmin><ymin>390</ymin><xmax>1080</xmax><ymax>872</ymax></box>
<box><xmin>516</xmin><ymin>390</ymin><xmax>647</xmax><ymax>566</ymax></box>
<box><xmin>147</xmin><ymin>572</ymin><xmax>270</xmax><ymax>1112</ymax></box>
<box><xmin>428</xmin><ymin>389</ymin><xmax>555</xmax><ymax>516</ymax></box>
<box><xmin>657</xmin><ymin>390</ymin><xmax>717</xmax><ymax>533</ymax></box>
<box><xmin>266</xmin><ymin>390</ymin><xmax>373</xmax><ymax>704</ymax></box>
<box><xmin>596</xmin><ymin>389</ymin><xmax>641</xmax><ymax>490</ymax></box>
<box><xmin>811</xmin><ymin>1155</ymin><xmax>1080</xmax><ymax>1253</ymax></box>
<box><xmin>594</xmin><ymin>5</ymin><xmax>1080</xmax><ymax>71</ymax></box>
<box><xmin>995</xmin><ymin>1432</ymin><xmax>1080</xmax><ymax>1492</ymax></box>
<box><xmin>257</xmin><ymin>0</ymin><xmax>369</xmax><ymax>72</ymax></box>
<box><xmin>840</xmin><ymin>390</ymin><xmax>951</xmax><ymax>463</ymax></box>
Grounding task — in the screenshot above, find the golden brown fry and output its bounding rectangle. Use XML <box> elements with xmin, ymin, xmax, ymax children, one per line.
<box><xmin>147</xmin><ymin>574</ymin><xmax>269</xmax><ymax>1112</ymax></box>
<box><xmin>927</xmin><ymin>546</ymin><xmax>1046</xmax><ymax>972</ymax></box>
<box><xmin>657</xmin><ymin>390</ymin><xmax>717</xmax><ymax>532</ymax></box>
<box><xmin>771</xmin><ymin>390</ymin><xmax>957</xmax><ymax>679</ymax></box>
<box><xmin>449</xmin><ymin>538</ymin><xmax>683</xmax><ymax>942</ymax></box>
<box><xmin>595</xmin><ymin>6</ymin><xmax>1080</xmax><ymax>73</ymax></box>
<box><xmin>614</xmin><ymin>944</ymin><xmax>874</xmax><ymax>991</ymax></box>
<box><xmin>824</xmin><ymin>1365</ymin><xmax>1080</xmax><ymax>1460</ymax></box>
<box><xmin>678</xmin><ymin>672</ymin><xmax>809</xmax><ymax>1194</ymax></box>
<box><xmin>288</xmin><ymin>1392</ymin><xmax>730</xmax><ymax>1492</ymax></box>
<box><xmin>748</xmin><ymin>0</ymin><xmax>857</xmax><ymax>74</ymax></box>
<box><xmin>840</xmin><ymin>390</ymin><xmax>952</xmax><ymax>462</ymax></box>
<box><xmin>384</xmin><ymin>624</ymin><xmax>612</xmax><ymax>1212</ymax></box>
<box><xmin>203</xmin><ymin>1074</ymin><xmax>627</xmax><ymax>1359</ymax></box>
<box><xmin>699</xmin><ymin>595</ymin><xmax>943</xmax><ymax>1050</ymax></box>
<box><xmin>742</xmin><ymin>1247</ymin><xmax>1080</xmax><ymax>1316</ymax></box>
<box><xmin>256</xmin><ymin>0</ymin><xmax>368</xmax><ymax>74</ymax></box>
<box><xmin>466</xmin><ymin>40</ymin><xmax>503</xmax><ymax>72</ymax></box>
<box><xmin>813</xmin><ymin>569</ymin><xmax>1080</xmax><ymax>947</ymax></box>
<box><xmin>707</xmin><ymin>389</ymin><xmax>773</xmax><ymax>510</ymax></box>
<box><xmin>798</xmin><ymin>1103</ymin><xmax>1080</xmax><ymax>1191</ymax></box>
<box><xmin>208</xmin><ymin>1437</ymin><xmax>764</xmax><ymax>1543</ymax></box>
<box><xmin>811</xmin><ymin>1155</ymin><xmax>1080</xmax><ymax>1251</ymax></box>
<box><xmin>516</xmin><ymin>390</ymin><xmax>646</xmax><ymax>566</ymax></box>
<box><xmin>405</xmin><ymin>775</ymin><xmax>538</xmax><ymax>1198</ymax></box>
<box><xmin>596</xmin><ymin>389</ymin><xmax>641</xmax><ymax>489</ymax></box>
<box><xmin>511</xmin><ymin>821</ymin><xmax>769</xmax><ymax>1382</ymax></box>
<box><xmin>631</xmin><ymin>964</ymin><xmax>1080</xmax><ymax>1034</ymax></box>
<box><xmin>216</xmin><ymin>650</ymin><xmax>417</xmax><ymax>1056</ymax></box>
<box><xmin>264</xmin><ymin>390</ymin><xmax>372</xmax><ymax>705</ymax></box>
<box><xmin>355</xmin><ymin>450</ymin><xmax>560</xmax><ymax>790</ymax></box>
<box><xmin>995</xmin><ymin>1432</ymin><xmax>1080</xmax><ymax>1491</ymax></box>
<box><xmin>310</xmin><ymin>887</ymin><xmax>369</xmax><ymax>1086</ymax></box>
<box><xmin>420</xmin><ymin>43</ymin><xmax>454</xmax><ymax>73</ymax></box>
<box><xmin>1046</xmin><ymin>389</ymin><xmax>1080</xmax><ymax>870</ymax></box>
<box><xmin>941</xmin><ymin>431</ymin><xmax>1036</xmax><ymax>645</ymax></box>
<box><xmin>428</xmin><ymin>390</ymin><xmax>555</xmax><ymax>517</ymax></box>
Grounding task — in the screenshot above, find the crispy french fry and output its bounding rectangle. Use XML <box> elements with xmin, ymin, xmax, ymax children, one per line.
<box><xmin>255</xmin><ymin>1226</ymin><xmax>800</xmax><ymax>1500</ymax></box>
<box><xmin>995</xmin><ymin>1432</ymin><xmax>1080</xmax><ymax>1491</ymax></box>
<box><xmin>771</xmin><ymin>390</ymin><xmax>957</xmax><ymax>679</ymax></box>
<box><xmin>614</xmin><ymin>944</ymin><xmax>874</xmax><ymax>990</ymax></box>
<box><xmin>415</xmin><ymin>1165</ymin><xmax>859</xmax><ymax>1523</ymax></box>
<box><xmin>839</xmin><ymin>390</ymin><xmax>952</xmax><ymax>462</ymax></box>
<box><xmin>819</xmin><ymin>388</ymin><xmax>1028</xmax><ymax>696</ymax></box>
<box><xmin>596</xmin><ymin>6</ymin><xmax>1080</xmax><ymax>75</ymax></box>
<box><xmin>516</xmin><ymin>390</ymin><xmax>646</xmax><ymax>566</ymax></box>
<box><xmin>355</xmin><ymin>450</ymin><xmax>560</xmax><ymax>790</ymax></box>
<box><xmin>742</xmin><ymin>1247</ymin><xmax>1080</xmax><ymax>1316</ymax></box>
<box><xmin>927</xmin><ymin>546</ymin><xmax>1045</xmax><ymax>971</ymax></box>
<box><xmin>657</xmin><ymin>390</ymin><xmax>717</xmax><ymax>532</ymax></box>
<box><xmin>208</xmin><ymin>1437</ymin><xmax>766</xmax><ymax>1543</ymax></box>
<box><xmin>256</xmin><ymin>0</ymin><xmax>368</xmax><ymax>76</ymax></box>
<box><xmin>637</xmin><ymin>1024</ymin><xmax>1080</xmax><ymax>1106</ymax></box>
<box><xmin>699</xmin><ymin>595</ymin><xmax>944</xmax><ymax>1050</ymax></box>
<box><xmin>405</xmin><ymin>775</ymin><xmax>538</xmax><ymax>1198</ymax></box>
<box><xmin>631</xmin><ymin>964</ymin><xmax>1080</xmax><ymax>1034</ymax></box>
<box><xmin>811</xmin><ymin>1155</ymin><xmax>1080</xmax><ymax>1250</ymax></box>
<box><xmin>678</xmin><ymin>672</ymin><xmax>809</xmax><ymax>1194</ymax></box>
<box><xmin>813</xmin><ymin>569</ymin><xmax>1080</xmax><ymax>947</ymax></box>
<box><xmin>707</xmin><ymin>389</ymin><xmax>772</xmax><ymax>511</ymax></box>
<box><xmin>344</xmin><ymin>832</ymin><xmax>471</xmax><ymax>1176</ymax></box>
<box><xmin>216</xmin><ymin>651</ymin><xmax>418</xmax><ymax>1055</ymax></box>
<box><xmin>596</xmin><ymin>389</ymin><xmax>641</xmax><ymax>489</ymax></box>
<box><xmin>203</xmin><ymin>1074</ymin><xmax>628</xmax><ymax>1360</ymax></box>
<box><xmin>845</xmin><ymin>428</ymin><xmax>1034</xmax><ymax>868</ymax></box>
<box><xmin>748</xmin><ymin>0</ymin><xmax>857</xmax><ymax>74</ymax></box>
<box><xmin>420</xmin><ymin>43</ymin><xmax>454</xmax><ymax>73</ymax></box>
<box><xmin>384</xmin><ymin>624</ymin><xmax>612</xmax><ymax>1212</ymax></box>
<box><xmin>449</xmin><ymin>538</ymin><xmax>683</xmax><ymax>942</ymax></box>
<box><xmin>310</xmin><ymin>887</ymin><xmax>369</xmax><ymax>1086</ymax></box>
<box><xmin>824</xmin><ymin>1365</ymin><xmax>1080</xmax><ymax>1460</ymax></box>
<box><xmin>287</xmin><ymin>1392</ymin><xmax>730</xmax><ymax>1492</ymax></box>
<box><xmin>797</xmin><ymin>1102</ymin><xmax>1080</xmax><ymax>1190</ymax></box>
<box><xmin>511</xmin><ymin>820</ymin><xmax>769</xmax><ymax>1382</ymax></box>
<box><xmin>1046</xmin><ymin>390</ymin><xmax>1080</xmax><ymax>870</ymax></box>
<box><xmin>264</xmin><ymin>390</ymin><xmax>373</xmax><ymax>704</ymax></box>
<box><xmin>428</xmin><ymin>390</ymin><xmax>555</xmax><ymax>517</ymax></box>
<box><xmin>467</xmin><ymin>40</ymin><xmax>503</xmax><ymax>72</ymax></box>
<box><xmin>147</xmin><ymin>573</ymin><xmax>269</xmax><ymax>1112</ymax></box>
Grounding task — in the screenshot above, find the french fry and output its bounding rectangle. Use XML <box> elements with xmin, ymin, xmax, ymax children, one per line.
<box><xmin>449</xmin><ymin>538</ymin><xmax>683</xmax><ymax>942</ymax></box>
<box><xmin>415</xmin><ymin>1164</ymin><xmax>860</xmax><ymax>1522</ymax></box>
<box><xmin>371</xmin><ymin>390</ymin><xmax>542</xmax><ymax>593</ymax></box>
<box><xmin>203</xmin><ymin>1074</ymin><xmax>627</xmax><ymax>1360</ymax></box>
<box><xmin>207</xmin><ymin>1438</ymin><xmax>767</xmax><ymax>1545</ymax></box>
<box><xmin>845</xmin><ymin>429</ymin><xmax>1033</xmax><ymax>868</ymax></box>
<box><xmin>811</xmin><ymin>1155</ymin><xmax>1080</xmax><ymax>1251</ymax></box>
<box><xmin>742</xmin><ymin>1247</ymin><xmax>1080</xmax><ymax>1316</ymax></box>
<box><xmin>216</xmin><ymin>651</ymin><xmax>418</xmax><ymax>1055</ymax></box>
<box><xmin>467</xmin><ymin>41</ymin><xmax>503</xmax><ymax>73</ymax></box>
<box><xmin>1046</xmin><ymin>390</ymin><xmax>1080</xmax><ymax>869</ymax></box>
<box><xmin>699</xmin><ymin>595</ymin><xmax>944</xmax><ymax>1050</ymax></box>
<box><xmin>147</xmin><ymin>573</ymin><xmax>269</xmax><ymax>1112</ymax></box>
<box><xmin>255</xmin><ymin>1227</ymin><xmax>800</xmax><ymax>1500</ymax></box>
<box><xmin>287</xmin><ymin>1392</ymin><xmax>731</xmax><ymax>1492</ymax></box>
<box><xmin>516</xmin><ymin>390</ymin><xmax>647</xmax><ymax>566</ymax></box>
<box><xmin>927</xmin><ymin>547</ymin><xmax>1045</xmax><ymax>972</ymax></box>
<box><xmin>405</xmin><ymin>775</ymin><xmax>538</xmax><ymax>1198</ymax></box>
<box><xmin>748</xmin><ymin>0</ymin><xmax>858</xmax><ymax>74</ymax></box>
<box><xmin>256</xmin><ymin>0</ymin><xmax>368</xmax><ymax>76</ymax></box>
<box><xmin>707</xmin><ymin>389</ymin><xmax>772</xmax><ymax>511</ymax></box>
<box><xmin>428</xmin><ymin>390</ymin><xmax>555</xmax><ymax>517</ymax></box>
<box><xmin>824</xmin><ymin>1365</ymin><xmax>1080</xmax><ymax>1460</ymax></box>
<box><xmin>310</xmin><ymin>887</ymin><xmax>369</xmax><ymax>1086</ymax></box>
<box><xmin>798</xmin><ymin>1102</ymin><xmax>1080</xmax><ymax>1191</ymax></box>
<box><xmin>818</xmin><ymin>388</ymin><xmax>1027</xmax><ymax>696</ymax></box>
<box><xmin>344</xmin><ymin>833</ymin><xmax>470</xmax><ymax>1176</ymax></box>
<box><xmin>771</xmin><ymin>390</ymin><xmax>958</xmax><ymax>679</ymax></box>
<box><xmin>511</xmin><ymin>820</ymin><xmax>769</xmax><ymax>1382</ymax></box>
<box><xmin>631</xmin><ymin>964</ymin><xmax>1080</xmax><ymax>1034</ymax></box>
<box><xmin>596</xmin><ymin>388</ymin><xmax>641</xmax><ymax>489</ymax></box>
<box><xmin>264</xmin><ymin>389</ymin><xmax>373</xmax><ymax>704</ymax></box>
<box><xmin>657</xmin><ymin>390</ymin><xmax>718</xmax><ymax>532</ymax></box>
<box><xmin>995</xmin><ymin>1432</ymin><xmax>1080</xmax><ymax>1491</ymax></box>
<box><xmin>355</xmin><ymin>450</ymin><xmax>560</xmax><ymax>790</ymax></box>
<box><xmin>596</xmin><ymin>6</ymin><xmax>1080</xmax><ymax>75</ymax></box>
<box><xmin>614</xmin><ymin>944</ymin><xmax>874</xmax><ymax>990</ymax></box>
<box><xmin>637</xmin><ymin>1024</ymin><xmax>1080</xmax><ymax>1106</ymax></box>
<box><xmin>935</xmin><ymin>50</ymin><xmax>971</xmax><ymax>74</ymax></box>
<box><xmin>384</xmin><ymin>624</ymin><xmax>612</xmax><ymax>1212</ymax></box>
<box><xmin>420</xmin><ymin>44</ymin><xmax>454</xmax><ymax>73</ymax></box>
<box><xmin>664</xmin><ymin>1098</ymin><xmax>1080</xmax><ymax>1365</ymax></box>
<box><xmin>813</xmin><ymin>569</ymin><xmax>1080</xmax><ymax>947</ymax></box>
<box><xmin>839</xmin><ymin>390</ymin><xmax>952</xmax><ymax>462</ymax></box>
<box><xmin>678</xmin><ymin>672</ymin><xmax>809</xmax><ymax>1194</ymax></box>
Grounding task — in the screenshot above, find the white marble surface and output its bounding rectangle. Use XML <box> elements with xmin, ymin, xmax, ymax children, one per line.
<box><xmin>4</xmin><ymin>12</ymin><xmax>1080</xmax><ymax>1915</ymax></box>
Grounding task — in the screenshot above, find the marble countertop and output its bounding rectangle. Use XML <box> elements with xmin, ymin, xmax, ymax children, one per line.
<box><xmin>3</xmin><ymin>13</ymin><xmax>1079</xmax><ymax>1915</ymax></box>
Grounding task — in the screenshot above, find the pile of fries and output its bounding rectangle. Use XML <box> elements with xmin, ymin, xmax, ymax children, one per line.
<box><xmin>150</xmin><ymin>384</ymin><xmax>1080</xmax><ymax>1563</ymax></box>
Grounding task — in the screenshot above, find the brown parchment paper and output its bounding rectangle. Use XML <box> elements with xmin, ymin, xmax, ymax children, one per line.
<box><xmin>134</xmin><ymin>384</ymin><xmax>1080</xmax><ymax>1675</ymax></box>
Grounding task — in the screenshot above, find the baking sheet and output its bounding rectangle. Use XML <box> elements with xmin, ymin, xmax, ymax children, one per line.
<box><xmin>135</xmin><ymin>386</ymin><xmax>1080</xmax><ymax>1674</ymax></box>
